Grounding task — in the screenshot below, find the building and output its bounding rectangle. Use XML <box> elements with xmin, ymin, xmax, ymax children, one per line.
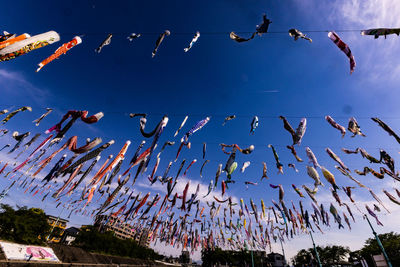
<box><xmin>94</xmin><ymin>214</ymin><xmax>136</xmax><ymax>240</ymax></box>
<box><xmin>202</xmin><ymin>249</ymin><xmax>273</xmax><ymax>266</ymax></box>
<box><xmin>80</xmin><ymin>225</ymin><xmax>92</xmax><ymax>231</ymax></box>
<box><xmin>267</xmin><ymin>252</ymin><xmax>287</xmax><ymax>267</ymax></box>
<box><xmin>136</xmin><ymin>228</ymin><xmax>150</xmax><ymax>248</ymax></box>
<box><xmin>47</xmin><ymin>215</ymin><xmax>69</xmax><ymax>243</ymax></box>
<box><xmin>180</xmin><ymin>250</ymin><xmax>191</xmax><ymax>264</ymax></box>
<box><xmin>94</xmin><ymin>214</ymin><xmax>150</xmax><ymax>247</ymax></box>
<box><xmin>61</xmin><ymin>227</ymin><xmax>80</xmax><ymax>245</ymax></box>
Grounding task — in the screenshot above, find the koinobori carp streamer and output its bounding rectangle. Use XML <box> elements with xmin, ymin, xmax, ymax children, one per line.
<box><xmin>0</xmin><ymin>31</ymin><xmax>60</xmax><ymax>62</ymax></box>
<box><xmin>328</xmin><ymin>31</ymin><xmax>356</xmax><ymax>74</ymax></box>
<box><xmin>37</xmin><ymin>36</ymin><xmax>82</xmax><ymax>72</ymax></box>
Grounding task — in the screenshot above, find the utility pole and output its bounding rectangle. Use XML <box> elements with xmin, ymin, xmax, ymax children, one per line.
<box><xmin>0</xmin><ymin>187</ymin><xmax>9</xmax><ymax>202</ymax></box>
<box><xmin>279</xmin><ymin>237</ymin><xmax>287</xmax><ymax>265</ymax></box>
<box><xmin>364</xmin><ymin>214</ymin><xmax>392</xmax><ymax>267</ymax></box>
<box><xmin>0</xmin><ymin>181</ymin><xmax>15</xmax><ymax>203</ymax></box>
<box><xmin>46</xmin><ymin>205</ymin><xmax>65</xmax><ymax>242</ymax></box>
<box><xmin>309</xmin><ymin>231</ymin><xmax>322</xmax><ymax>267</ymax></box>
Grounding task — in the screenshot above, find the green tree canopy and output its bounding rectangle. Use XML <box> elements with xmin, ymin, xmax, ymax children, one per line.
<box><xmin>292</xmin><ymin>248</ymin><xmax>315</xmax><ymax>266</ymax></box>
<box><xmin>292</xmin><ymin>245</ymin><xmax>350</xmax><ymax>267</ymax></box>
<box><xmin>72</xmin><ymin>225</ymin><xmax>162</xmax><ymax>260</ymax></box>
<box><xmin>360</xmin><ymin>232</ymin><xmax>400</xmax><ymax>267</ymax></box>
<box><xmin>201</xmin><ymin>247</ymin><xmax>269</xmax><ymax>267</ymax></box>
<box><xmin>0</xmin><ymin>204</ymin><xmax>50</xmax><ymax>245</ymax></box>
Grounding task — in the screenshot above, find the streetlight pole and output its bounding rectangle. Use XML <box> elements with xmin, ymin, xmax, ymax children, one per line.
<box><xmin>364</xmin><ymin>215</ymin><xmax>392</xmax><ymax>267</ymax></box>
<box><xmin>309</xmin><ymin>231</ymin><xmax>322</xmax><ymax>267</ymax></box>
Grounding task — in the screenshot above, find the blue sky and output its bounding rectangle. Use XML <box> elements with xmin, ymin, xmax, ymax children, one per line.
<box><xmin>1</xmin><ymin>0</ymin><xmax>400</xmax><ymax>263</ymax></box>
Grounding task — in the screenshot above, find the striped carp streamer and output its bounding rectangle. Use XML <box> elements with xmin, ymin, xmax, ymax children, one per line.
<box><xmin>127</xmin><ymin>33</ymin><xmax>141</xmax><ymax>41</ymax></box>
<box><xmin>2</xmin><ymin>106</ymin><xmax>32</xmax><ymax>124</ymax></box>
<box><xmin>383</xmin><ymin>190</ymin><xmax>400</xmax><ymax>205</ymax></box>
<box><xmin>230</xmin><ymin>14</ymin><xmax>272</xmax><ymax>43</ymax></box>
<box><xmin>90</xmin><ymin>141</ymin><xmax>131</xmax><ymax>187</ymax></box>
<box><xmin>152</xmin><ymin>30</ymin><xmax>170</xmax><ymax>58</ymax></box>
<box><xmin>0</xmin><ymin>33</ymin><xmax>30</xmax><ymax>50</ymax></box>
<box><xmin>328</xmin><ymin>31</ymin><xmax>356</xmax><ymax>74</ymax></box>
<box><xmin>37</xmin><ymin>36</ymin><xmax>82</xmax><ymax>72</ymax></box>
<box><xmin>66</xmin><ymin>156</ymin><xmax>100</xmax><ymax>195</ymax></box>
<box><xmin>144</xmin><ymin>116</ymin><xmax>169</xmax><ymax>169</ymax></box>
<box><xmin>268</xmin><ymin>144</ymin><xmax>283</xmax><ymax>174</ymax></box>
<box><xmin>365</xmin><ymin>205</ymin><xmax>383</xmax><ymax>226</ymax></box>
<box><xmin>321</xmin><ymin>166</ymin><xmax>340</xmax><ymax>191</ymax></box>
<box><xmin>288</xmin><ymin>29</ymin><xmax>312</xmax><ymax>43</ymax></box>
<box><xmin>184</xmin><ymin>31</ymin><xmax>200</xmax><ymax>52</ymax></box>
<box><xmin>130</xmin><ymin>115</ymin><xmax>168</xmax><ymax>169</ymax></box>
<box><xmin>174</xmin><ymin>116</ymin><xmax>188</xmax><ymax>137</ymax></box>
<box><xmin>131</xmin><ymin>114</ymin><xmax>167</xmax><ymax>138</ymax></box>
<box><xmin>33</xmin><ymin>108</ymin><xmax>53</xmax><ymax>126</ymax></box>
<box><xmin>294</xmin><ymin>118</ymin><xmax>307</xmax><ymax>145</ymax></box>
<box><xmin>53</xmin><ymin>163</ymin><xmax>84</xmax><ymax>198</ymax></box>
<box><xmin>371</xmin><ymin>117</ymin><xmax>400</xmax><ymax>145</ymax></box>
<box><xmin>361</xmin><ymin>28</ymin><xmax>400</xmax><ymax>39</ymax></box>
<box><xmin>250</xmin><ymin>116</ymin><xmax>258</xmax><ymax>135</ymax></box>
<box><xmin>0</xmin><ymin>31</ymin><xmax>15</xmax><ymax>42</ymax></box>
<box><xmin>182</xmin><ymin>117</ymin><xmax>210</xmax><ymax>142</ymax></box>
<box><xmin>325</xmin><ymin>115</ymin><xmax>346</xmax><ymax>138</ymax></box>
<box><xmin>241</xmin><ymin>161</ymin><xmax>250</xmax><ymax>173</ymax></box>
<box><xmin>279</xmin><ymin>116</ymin><xmax>306</xmax><ymax>145</ymax></box>
<box><xmin>33</xmin><ymin>136</ymin><xmax>102</xmax><ymax>176</ymax></box>
<box><xmin>15</xmin><ymin>133</ymin><xmax>41</xmax><ymax>159</ymax></box>
<box><xmin>222</xmin><ymin>115</ymin><xmax>236</xmax><ymax>126</ymax></box>
<box><xmin>42</xmin><ymin>154</ymin><xmax>67</xmax><ymax>183</ymax></box>
<box><xmin>9</xmin><ymin>131</ymin><xmax>30</xmax><ymax>154</ymax></box>
<box><xmin>60</xmin><ymin>140</ymin><xmax>114</xmax><ymax>175</ymax></box>
<box><xmin>287</xmin><ymin>145</ymin><xmax>303</xmax><ymax>162</ymax></box>
<box><xmin>99</xmin><ymin>174</ymin><xmax>131</xmax><ymax>213</ymax></box>
<box><xmin>46</xmin><ymin>110</ymin><xmax>104</xmax><ymax>143</ymax></box>
<box><xmin>95</xmin><ymin>34</ymin><xmax>112</xmax><ymax>53</ymax></box>
<box><xmin>220</xmin><ymin>143</ymin><xmax>254</xmax><ymax>155</ymax></box>
<box><xmin>347</xmin><ymin>117</ymin><xmax>365</xmax><ymax>137</ymax></box>
<box><xmin>12</xmin><ymin>134</ymin><xmax>53</xmax><ymax>173</ymax></box>
<box><xmin>0</xmin><ymin>31</ymin><xmax>60</xmax><ymax>62</ymax></box>
<box><xmin>326</xmin><ymin>148</ymin><xmax>350</xmax><ymax>171</ymax></box>
<box><xmin>129</xmin><ymin>141</ymin><xmax>146</xmax><ymax>165</ymax></box>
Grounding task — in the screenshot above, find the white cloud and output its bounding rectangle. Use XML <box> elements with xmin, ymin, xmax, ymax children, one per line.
<box><xmin>332</xmin><ymin>0</ymin><xmax>400</xmax><ymax>28</ymax></box>
<box><xmin>330</xmin><ymin>0</ymin><xmax>400</xmax><ymax>84</ymax></box>
<box><xmin>0</xmin><ymin>69</ymin><xmax>52</xmax><ymax>105</ymax></box>
<box><xmin>137</xmin><ymin>175</ymin><xmax>239</xmax><ymax>205</ymax></box>
<box><xmin>294</xmin><ymin>0</ymin><xmax>400</xmax><ymax>85</ymax></box>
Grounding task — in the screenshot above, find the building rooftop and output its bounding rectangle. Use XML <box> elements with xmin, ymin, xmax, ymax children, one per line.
<box><xmin>64</xmin><ymin>227</ymin><xmax>80</xmax><ymax>236</ymax></box>
<box><xmin>47</xmin><ymin>215</ymin><xmax>69</xmax><ymax>223</ymax></box>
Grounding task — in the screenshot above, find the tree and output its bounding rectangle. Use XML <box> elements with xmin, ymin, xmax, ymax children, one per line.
<box><xmin>72</xmin><ymin>225</ymin><xmax>162</xmax><ymax>260</ymax></box>
<box><xmin>292</xmin><ymin>248</ymin><xmax>315</xmax><ymax>266</ymax></box>
<box><xmin>348</xmin><ymin>250</ymin><xmax>364</xmax><ymax>267</ymax></box>
<box><xmin>360</xmin><ymin>232</ymin><xmax>400</xmax><ymax>267</ymax></box>
<box><xmin>0</xmin><ymin>204</ymin><xmax>50</xmax><ymax>245</ymax></box>
<box><xmin>318</xmin><ymin>245</ymin><xmax>351</xmax><ymax>265</ymax></box>
<box><xmin>201</xmin><ymin>247</ymin><xmax>268</xmax><ymax>267</ymax></box>
<box><xmin>292</xmin><ymin>245</ymin><xmax>350</xmax><ymax>267</ymax></box>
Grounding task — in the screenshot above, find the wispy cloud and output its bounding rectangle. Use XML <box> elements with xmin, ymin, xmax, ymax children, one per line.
<box><xmin>137</xmin><ymin>175</ymin><xmax>239</xmax><ymax>205</ymax></box>
<box><xmin>331</xmin><ymin>0</ymin><xmax>400</xmax><ymax>28</ymax></box>
<box><xmin>330</xmin><ymin>0</ymin><xmax>400</xmax><ymax>83</ymax></box>
<box><xmin>295</xmin><ymin>0</ymin><xmax>400</xmax><ymax>84</ymax></box>
<box><xmin>0</xmin><ymin>69</ymin><xmax>52</xmax><ymax>105</ymax></box>
<box><xmin>258</xmin><ymin>90</ymin><xmax>280</xmax><ymax>93</ymax></box>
